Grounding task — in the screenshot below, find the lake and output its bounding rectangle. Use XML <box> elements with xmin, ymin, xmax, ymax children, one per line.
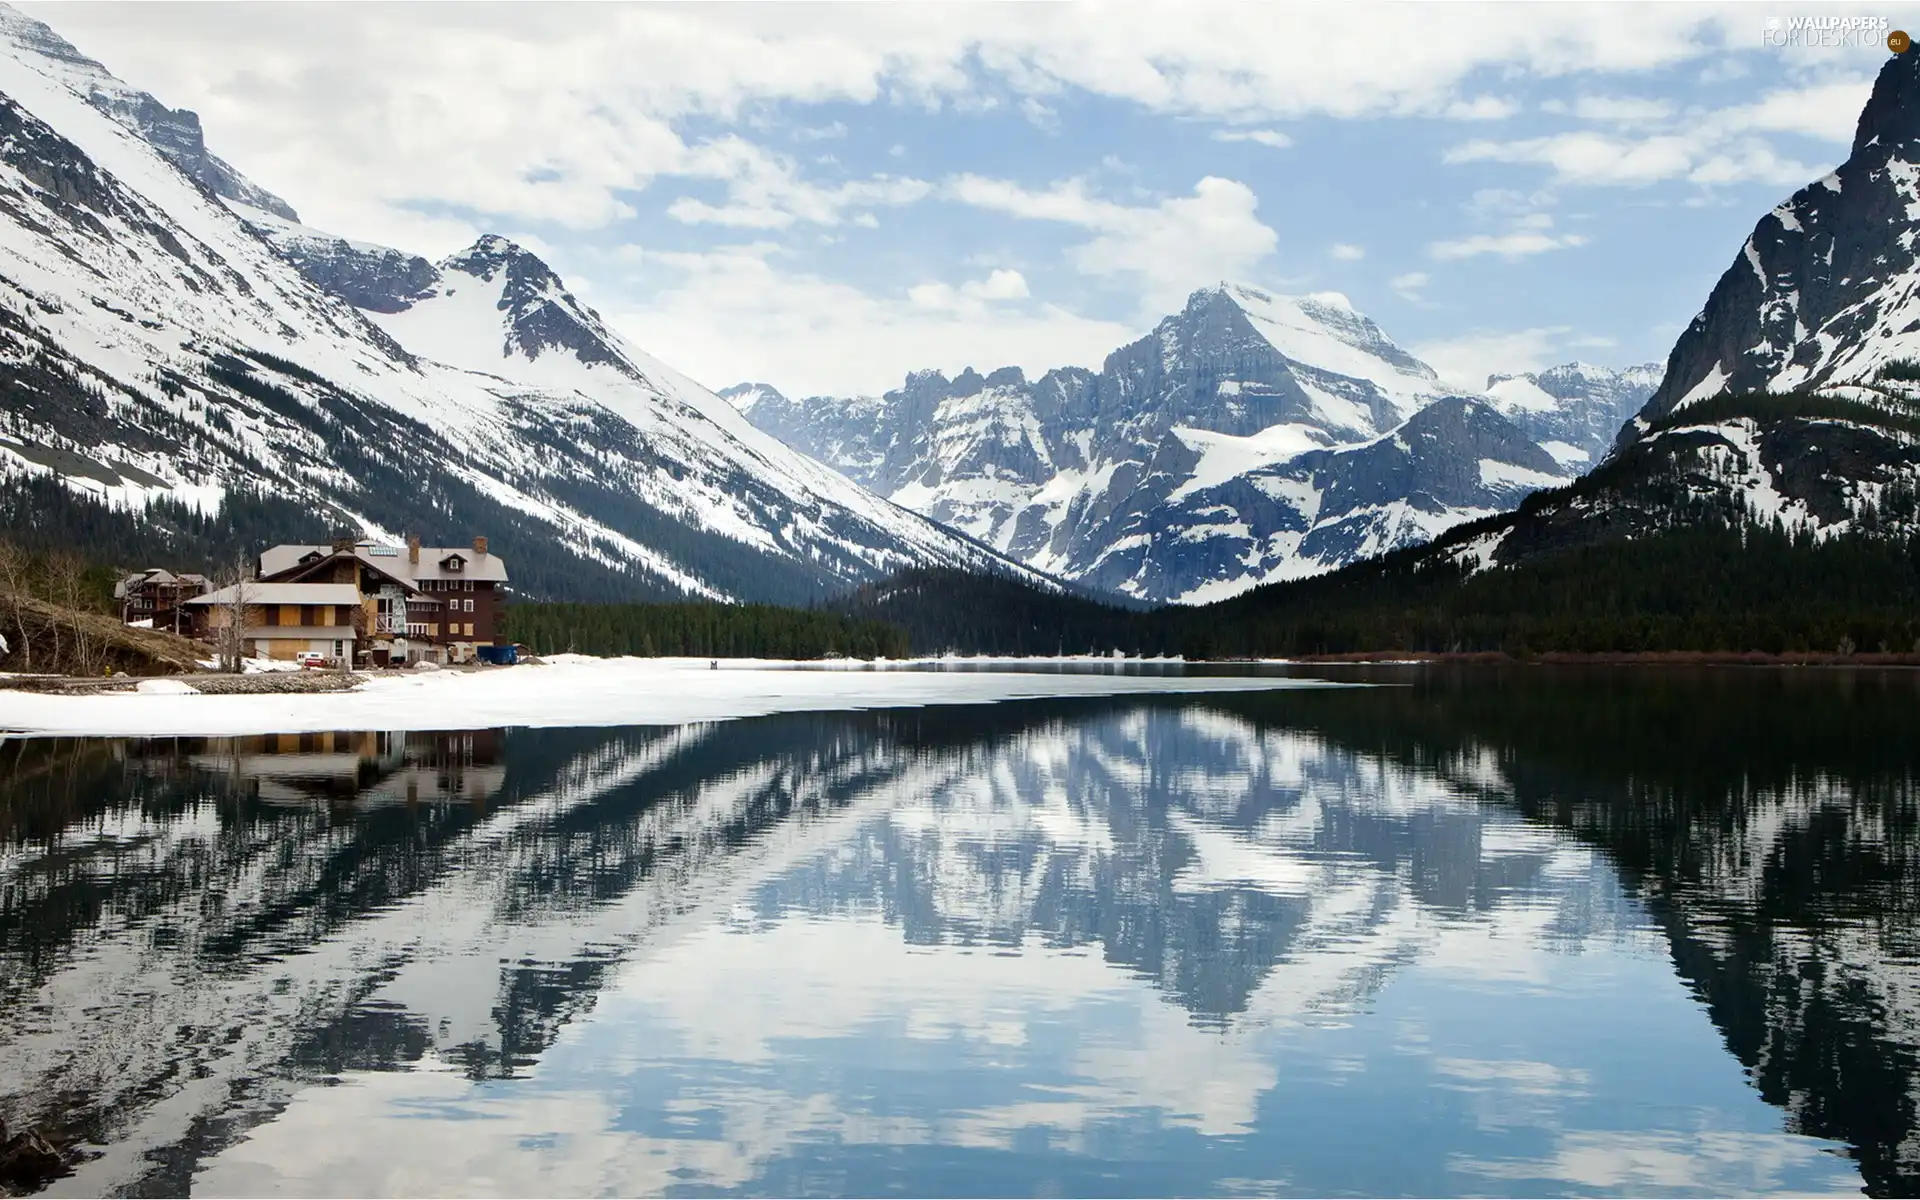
<box><xmin>1</xmin><ymin>665</ymin><xmax>1916</xmax><ymax>1197</ymax></box>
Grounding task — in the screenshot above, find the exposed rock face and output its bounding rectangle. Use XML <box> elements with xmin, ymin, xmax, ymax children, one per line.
<box><xmin>0</xmin><ymin>4</ymin><xmax>300</xmax><ymax>220</ymax></box>
<box><xmin>1366</xmin><ymin>43</ymin><xmax>1920</xmax><ymax>580</ymax></box>
<box><xmin>242</xmin><ymin>210</ymin><xmax>439</xmax><ymax>314</ymax></box>
<box><xmin>730</xmin><ymin>284</ymin><xmax>1574</xmax><ymax>603</ymax></box>
<box><xmin>719</xmin><ymin>383</ymin><xmax>895</xmax><ymax>489</ymax></box>
<box><xmin>0</xmin><ymin>6</ymin><xmax>1037</xmax><ymax>606</ymax></box>
<box><xmin>1484</xmin><ymin>361</ymin><xmax>1662</xmax><ymax>468</ymax></box>
<box><xmin>1632</xmin><ymin>45</ymin><xmax>1920</xmax><ymax>435</ymax></box>
<box><xmin>1096</xmin><ymin>396</ymin><xmax>1567</xmax><ymax>602</ymax></box>
<box><xmin>434</xmin><ymin>235</ymin><xmax>627</xmax><ymax>369</ymax></box>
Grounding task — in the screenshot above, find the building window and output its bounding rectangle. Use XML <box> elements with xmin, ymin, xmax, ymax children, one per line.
<box><xmin>464</xmin><ymin>599</ymin><xmax>474</xmax><ymax>613</ymax></box>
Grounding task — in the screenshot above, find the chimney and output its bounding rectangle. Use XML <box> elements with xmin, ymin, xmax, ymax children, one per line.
<box><xmin>331</xmin><ymin>536</ymin><xmax>354</xmax><ymax>553</ymax></box>
<box><xmin>472</xmin><ymin>535</ymin><xmax>488</xmax><ymax>557</ymax></box>
<box><xmin>407</xmin><ymin>535</ymin><xmax>420</xmax><ymax>565</ymax></box>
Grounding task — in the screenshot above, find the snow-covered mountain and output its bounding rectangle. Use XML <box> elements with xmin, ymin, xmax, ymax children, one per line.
<box><xmin>0</xmin><ymin>5</ymin><xmax>1031</xmax><ymax>603</ymax></box>
<box><xmin>1637</xmin><ymin>42</ymin><xmax>1920</xmax><ymax>424</ymax></box>
<box><xmin>730</xmin><ymin>283</ymin><xmax>1579</xmax><ymax>603</ymax></box>
<box><xmin>1330</xmin><ymin>48</ymin><xmax>1920</xmax><ymax>581</ymax></box>
<box><xmin>0</xmin><ymin>4</ymin><xmax>299</xmax><ymax>220</ymax></box>
<box><xmin>1483</xmin><ymin>361</ymin><xmax>1661</xmax><ymax>469</ymax></box>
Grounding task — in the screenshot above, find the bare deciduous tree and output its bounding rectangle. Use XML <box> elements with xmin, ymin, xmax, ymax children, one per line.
<box><xmin>46</xmin><ymin>551</ymin><xmax>102</xmax><ymax>676</ymax></box>
<box><xmin>0</xmin><ymin>541</ymin><xmax>29</xmax><ymax>673</ymax></box>
<box><xmin>213</xmin><ymin>554</ymin><xmax>253</xmax><ymax>674</ymax></box>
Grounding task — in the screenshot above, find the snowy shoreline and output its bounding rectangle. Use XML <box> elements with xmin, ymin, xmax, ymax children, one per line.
<box><xmin>0</xmin><ymin>655</ymin><xmax>1355</xmax><ymax>739</ymax></box>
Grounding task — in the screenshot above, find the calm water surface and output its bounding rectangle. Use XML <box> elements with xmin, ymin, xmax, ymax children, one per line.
<box><xmin>2</xmin><ymin>666</ymin><xmax>1917</xmax><ymax>1197</ymax></box>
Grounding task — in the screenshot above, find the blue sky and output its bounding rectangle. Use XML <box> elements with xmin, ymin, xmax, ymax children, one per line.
<box><xmin>28</xmin><ymin>2</ymin><xmax>1920</xmax><ymax>396</ymax></box>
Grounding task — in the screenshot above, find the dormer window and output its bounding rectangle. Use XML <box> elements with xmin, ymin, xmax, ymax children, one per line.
<box><xmin>441</xmin><ymin>554</ymin><xmax>466</xmax><ymax>572</ymax></box>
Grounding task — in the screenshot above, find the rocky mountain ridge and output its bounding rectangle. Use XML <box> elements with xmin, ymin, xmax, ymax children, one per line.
<box><xmin>729</xmin><ymin>285</ymin><xmax>1644</xmax><ymax>603</ymax></box>
<box><xmin>1345</xmin><ymin>44</ymin><xmax>1920</xmax><ymax>583</ymax></box>
<box><xmin>0</xmin><ymin>4</ymin><xmax>1033</xmax><ymax>604</ymax></box>
<box><xmin>1483</xmin><ymin>361</ymin><xmax>1662</xmax><ymax>468</ymax></box>
<box><xmin>1634</xmin><ymin>40</ymin><xmax>1920</xmax><ymax>429</ymax></box>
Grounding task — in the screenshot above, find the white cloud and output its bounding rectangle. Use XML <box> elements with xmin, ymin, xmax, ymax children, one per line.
<box><xmin>1558</xmin><ymin>95</ymin><xmax>1674</xmax><ymax>124</ymax></box>
<box><xmin>1390</xmin><ymin>271</ymin><xmax>1430</xmax><ymax>302</ymax></box>
<box><xmin>1716</xmin><ymin>76</ymin><xmax>1874</xmax><ymax>143</ymax></box>
<box><xmin>1330</xmin><ymin>243</ymin><xmax>1365</xmax><ymax>261</ymax></box>
<box><xmin>949</xmin><ymin>174</ymin><xmax>1277</xmax><ymax>309</ymax></box>
<box><xmin>1465</xmin><ymin>187</ymin><xmax>1557</xmax><ymax>218</ymax></box>
<box><xmin>1413</xmin><ymin>325</ymin><xmax>1575</xmax><ymax>390</ymax></box>
<box><xmin>1685</xmin><ymin>142</ymin><xmax>1819</xmax><ymax>187</ymax></box>
<box><xmin>966</xmin><ymin>267</ymin><xmax>1031</xmax><ymax>300</ymax></box>
<box><xmin>7</xmin><ymin>1</ymin><xmax>1848</xmax><ymax>405</ymax></box>
<box><xmin>1446</xmin><ymin>132</ymin><xmax>1699</xmax><ymax>187</ymax></box>
<box><xmin>1451</xmin><ymin>130</ymin><xmax>1820</xmax><ymax>189</ymax></box>
<box><xmin>613</xmin><ymin>243</ymin><xmax>1128</xmax><ymax>396</ymax></box>
<box><xmin>907</xmin><ymin>268</ymin><xmax>1032</xmax><ymax>309</ymax></box>
<box><xmin>1430</xmin><ymin>220</ymin><xmax>1589</xmax><ymax>261</ymax></box>
<box><xmin>1211</xmin><ymin>128</ymin><xmax>1293</xmax><ymax>148</ymax></box>
<box><xmin>20</xmin><ymin>1</ymin><xmax>1764</xmax><ymax>251</ymax></box>
<box><xmin>665</xmin><ymin>136</ymin><xmax>931</xmax><ymax>229</ymax></box>
<box><xmin>1443</xmin><ymin>95</ymin><xmax>1520</xmax><ymax>121</ymax></box>
<box><xmin>1021</xmin><ymin>97</ymin><xmax>1060</xmax><ymax>130</ymax></box>
<box><xmin>1445</xmin><ymin>77</ymin><xmax>1870</xmax><ymax>192</ymax></box>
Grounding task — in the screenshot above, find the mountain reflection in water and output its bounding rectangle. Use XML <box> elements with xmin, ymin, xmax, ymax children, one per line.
<box><xmin>0</xmin><ymin>668</ymin><xmax>1915</xmax><ymax>1197</ymax></box>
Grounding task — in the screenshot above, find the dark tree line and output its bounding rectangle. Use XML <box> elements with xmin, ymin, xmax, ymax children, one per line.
<box><xmin>501</xmin><ymin>601</ymin><xmax>910</xmax><ymax>660</ymax></box>
<box><xmin>822</xmin><ymin>525</ymin><xmax>1920</xmax><ymax>660</ymax></box>
<box><xmin>829</xmin><ymin>568</ymin><xmax>1176</xmax><ymax>657</ymax></box>
<box><xmin>1185</xmin><ymin>524</ymin><xmax>1920</xmax><ymax>659</ymax></box>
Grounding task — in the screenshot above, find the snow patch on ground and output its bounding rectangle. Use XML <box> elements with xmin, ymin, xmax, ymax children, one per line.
<box><xmin>0</xmin><ymin>657</ymin><xmax>1357</xmax><ymax>738</ymax></box>
<box><xmin>1677</xmin><ymin>363</ymin><xmax>1731</xmax><ymax>408</ymax></box>
<box><xmin>1540</xmin><ymin>441</ymin><xmax>1590</xmax><ymax>467</ymax></box>
<box><xmin>133</xmin><ymin>678</ymin><xmax>199</xmax><ymax>695</ymax></box>
<box><xmin>1483</xmin><ymin>376</ymin><xmax>1560</xmax><ymax>415</ymax></box>
<box><xmin>1478</xmin><ymin>458</ymin><xmax>1565</xmax><ymax>491</ymax></box>
<box><xmin>1168</xmin><ymin>423</ymin><xmax>1330</xmax><ymax>502</ymax></box>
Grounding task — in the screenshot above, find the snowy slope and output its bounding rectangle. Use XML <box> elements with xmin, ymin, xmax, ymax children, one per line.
<box><xmin>0</xmin><ymin>5</ymin><xmax>298</xmax><ymax>219</ymax></box>
<box><xmin>733</xmin><ymin>283</ymin><xmax>1572</xmax><ymax>603</ymax></box>
<box><xmin>1483</xmin><ymin>361</ymin><xmax>1662</xmax><ymax>468</ymax></box>
<box><xmin>0</xmin><ymin>4</ymin><xmax>1033</xmax><ymax>604</ymax></box>
<box><xmin>1635</xmin><ymin>46</ymin><xmax>1920</xmax><ymax>431</ymax></box>
<box><xmin>1333</xmin><ymin>49</ymin><xmax>1920</xmax><ymax>586</ymax></box>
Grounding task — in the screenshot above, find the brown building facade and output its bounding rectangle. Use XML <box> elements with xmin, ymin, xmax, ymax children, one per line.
<box><xmin>184</xmin><ymin>582</ymin><xmax>362</xmax><ymax>663</ymax></box>
<box><xmin>255</xmin><ymin>536</ymin><xmax>509</xmax><ymax>666</ymax></box>
<box><xmin>115</xmin><ymin>569</ymin><xmax>210</xmax><ymax>632</ymax></box>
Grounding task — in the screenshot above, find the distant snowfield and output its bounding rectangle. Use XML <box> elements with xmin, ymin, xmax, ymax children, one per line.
<box><xmin>0</xmin><ymin>655</ymin><xmax>1357</xmax><ymax>738</ymax></box>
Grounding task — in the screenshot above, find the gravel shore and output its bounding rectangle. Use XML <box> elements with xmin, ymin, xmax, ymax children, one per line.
<box><xmin>0</xmin><ymin>671</ymin><xmax>366</xmax><ymax>695</ymax></box>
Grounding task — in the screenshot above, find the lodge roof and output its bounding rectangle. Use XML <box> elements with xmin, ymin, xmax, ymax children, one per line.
<box><xmin>258</xmin><ymin>542</ymin><xmax>509</xmax><ymax>584</ymax></box>
<box><xmin>186</xmin><ymin>583</ymin><xmax>364</xmax><ymax>607</ymax></box>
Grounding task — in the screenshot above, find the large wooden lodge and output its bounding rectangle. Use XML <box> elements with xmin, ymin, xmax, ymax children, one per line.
<box><xmin>179</xmin><ymin>535</ymin><xmax>509</xmax><ymax>667</ymax></box>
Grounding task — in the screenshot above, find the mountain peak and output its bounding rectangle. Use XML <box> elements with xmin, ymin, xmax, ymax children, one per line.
<box><xmin>0</xmin><ymin>2</ymin><xmax>300</xmax><ymax>220</ymax></box>
<box><xmin>1852</xmin><ymin>40</ymin><xmax>1920</xmax><ymax>157</ymax></box>
<box><xmin>718</xmin><ymin>382</ymin><xmax>789</xmax><ymax>415</ymax></box>
<box><xmin>0</xmin><ymin>5</ymin><xmax>94</xmax><ymax>71</ymax></box>
<box><xmin>1298</xmin><ymin>290</ymin><xmax>1356</xmax><ymax>314</ymax></box>
<box><xmin>1635</xmin><ymin>49</ymin><xmax>1920</xmax><ymax>427</ymax></box>
<box><xmin>442</xmin><ymin>234</ymin><xmax>548</xmax><ymax>278</ymax></box>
